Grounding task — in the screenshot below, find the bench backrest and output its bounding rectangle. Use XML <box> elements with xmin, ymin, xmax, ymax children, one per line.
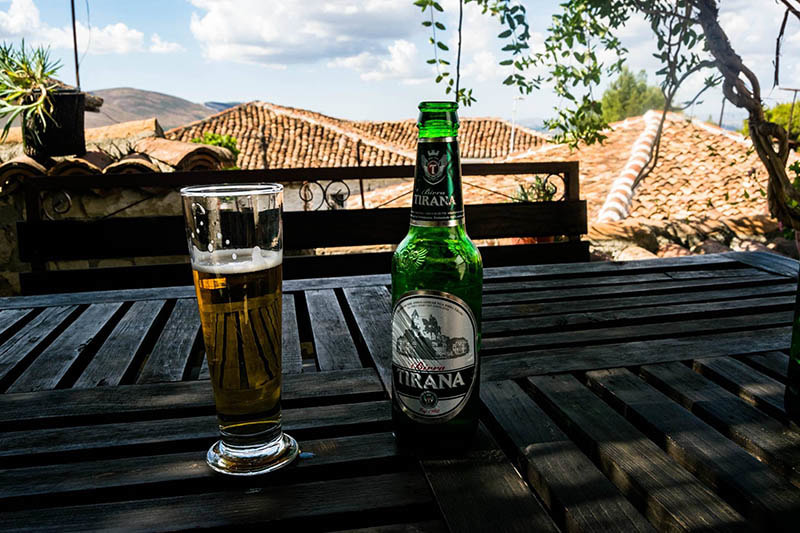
<box><xmin>17</xmin><ymin>163</ymin><xmax>588</xmax><ymax>294</ymax></box>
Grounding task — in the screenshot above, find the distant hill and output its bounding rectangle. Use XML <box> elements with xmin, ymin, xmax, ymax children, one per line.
<box><xmin>204</xmin><ymin>101</ymin><xmax>242</xmax><ymax>112</ymax></box>
<box><xmin>84</xmin><ymin>88</ymin><xmax>215</xmax><ymax>130</ymax></box>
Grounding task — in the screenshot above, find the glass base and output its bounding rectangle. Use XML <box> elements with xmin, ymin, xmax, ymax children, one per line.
<box><xmin>206</xmin><ymin>432</ymin><xmax>299</xmax><ymax>476</ymax></box>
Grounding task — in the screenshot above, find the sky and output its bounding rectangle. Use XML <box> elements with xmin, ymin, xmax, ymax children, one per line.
<box><xmin>0</xmin><ymin>0</ymin><xmax>798</xmax><ymax>128</ymax></box>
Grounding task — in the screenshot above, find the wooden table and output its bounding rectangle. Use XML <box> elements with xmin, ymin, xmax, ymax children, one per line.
<box><xmin>1</xmin><ymin>251</ymin><xmax>799</xmax><ymax>532</ymax></box>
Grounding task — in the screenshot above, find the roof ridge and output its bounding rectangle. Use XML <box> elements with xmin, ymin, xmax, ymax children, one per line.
<box><xmin>597</xmin><ymin>109</ymin><xmax>663</xmax><ymax>222</ymax></box>
<box><xmin>258</xmin><ymin>101</ymin><xmax>415</xmax><ymax>160</ymax></box>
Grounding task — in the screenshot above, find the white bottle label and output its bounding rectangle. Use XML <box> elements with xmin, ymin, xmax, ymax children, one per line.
<box><xmin>391</xmin><ymin>290</ymin><xmax>477</xmax><ymax>423</ymax></box>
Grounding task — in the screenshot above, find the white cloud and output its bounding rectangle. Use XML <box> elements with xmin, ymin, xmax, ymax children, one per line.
<box><xmin>329</xmin><ymin>39</ymin><xmax>427</xmax><ymax>84</ymax></box>
<box><xmin>149</xmin><ymin>33</ymin><xmax>184</xmax><ymax>54</ymax></box>
<box><xmin>0</xmin><ymin>0</ymin><xmax>174</xmax><ymax>56</ymax></box>
<box><xmin>189</xmin><ymin>0</ymin><xmax>419</xmax><ymax>67</ymax></box>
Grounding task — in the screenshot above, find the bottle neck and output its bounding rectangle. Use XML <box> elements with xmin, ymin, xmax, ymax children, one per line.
<box><xmin>410</xmin><ymin>136</ymin><xmax>464</xmax><ymax>227</ymax></box>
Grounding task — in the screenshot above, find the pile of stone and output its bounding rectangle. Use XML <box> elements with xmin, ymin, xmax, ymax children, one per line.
<box><xmin>588</xmin><ymin>214</ymin><xmax>793</xmax><ymax>261</ymax></box>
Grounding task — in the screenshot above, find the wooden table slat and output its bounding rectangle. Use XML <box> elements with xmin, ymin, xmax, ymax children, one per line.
<box><xmin>0</xmin><ymin>432</ymin><xmax>404</xmax><ymax>501</ymax></box>
<box><xmin>482</xmin><ymin>325</ymin><xmax>791</xmax><ymax>382</ymax></box>
<box><xmin>7</xmin><ymin>303</ymin><xmax>124</xmax><ymax>393</ymax></box>
<box><xmin>739</xmin><ymin>351</ymin><xmax>790</xmax><ymax>382</ymax></box>
<box><xmin>482</xmin><ymin>380</ymin><xmax>655</xmax><ymax>532</ymax></box>
<box><xmin>726</xmin><ymin>251</ymin><xmax>799</xmax><ymax>278</ymax></box>
<box><xmin>73</xmin><ymin>300</ymin><xmax>166</xmax><ymax>389</ymax></box>
<box><xmin>527</xmin><ymin>374</ymin><xmax>749</xmax><ymax>531</ymax></box>
<box><xmin>0</xmin><ymin>305</ymin><xmax>78</xmax><ymax>389</ymax></box>
<box><xmin>137</xmin><ymin>299</ymin><xmax>201</xmax><ymax>384</ymax></box>
<box><xmin>694</xmin><ymin>357</ymin><xmax>791</xmax><ymax>423</ymax></box>
<box><xmin>306</xmin><ymin>289</ymin><xmax>362</xmax><ymax>371</ymax></box>
<box><xmin>483</xmin><ymin>273</ymin><xmax>781</xmax><ymax>306</ymax></box>
<box><xmin>484</xmin><ymin>311</ymin><xmax>792</xmax><ymax>353</ymax></box>
<box><xmin>483</xmin><ymin>294</ymin><xmax>793</xmax><ymax>336</ymax></box>
<box><xmin>421</xmin><ymin>425</ymin><xmax>560</xmax><ymax>533</ymax></box>
<box><xmin>342</xmin><ymin>285</ymin><xmax>393</xmax><ymax>395</ymax></box>
<box><xmin>0</xmin><ymin>368</ymin><xmax>384</xmax><ymax>427</ymax></box>
<box><xmin>640</xmin><ymin>362</ymin><xmax>800</xmax><ymax>488</ymax></box>
<box><xmin>586</xmin><ymin>368</ymin><xmax>800</xmax><ymax>532</ymax></box>
<box><xmin>0</xmin><ymin>471</ymin><xmax>433</xmax><ymax>533</ymax></box>
<box><xmin>483</xmin><ymin>281</ymin><xmax>795</xmax><ymax>321</ymax></box>
<box><xmin>0</xmin><ymin>308</ymin><xmax>34</xmax><ymax>339</ymax></box>
<box><xmin>0</xmin><ymin>400</ymin><xmax>391</xmax><ymax>462</ymax></box>
<box><xmin>282</xmin><ymin>293</ymin><xmax>303</xmax><ymax>374</ymax></box>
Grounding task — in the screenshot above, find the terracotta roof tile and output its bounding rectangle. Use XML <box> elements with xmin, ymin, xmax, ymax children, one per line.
<box><xmin>166</xmin><ymin>101</ymin><xmax>549</xmax><ymax>169</ymax></box>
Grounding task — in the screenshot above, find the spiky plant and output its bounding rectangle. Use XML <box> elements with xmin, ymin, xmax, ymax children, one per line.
<box><xmin>0</xmin><ymin>40</ymin><xmax>62</xmax><ymax>143</ymax></box>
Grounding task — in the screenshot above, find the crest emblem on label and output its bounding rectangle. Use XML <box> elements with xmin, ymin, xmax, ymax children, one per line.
<box><xmin>420</xmin><ymin>149</ymin><xmax>449</xmax><ymax>185</ymax></box>
<box><xmin>391</xmin><ymin>290</ymin><xmax>477</xmax><ymax>423</ymax></box>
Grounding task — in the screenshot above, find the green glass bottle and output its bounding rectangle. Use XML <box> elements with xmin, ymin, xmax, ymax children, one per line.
<box><xmin>391</xmin><ymin>101</ymin><xmax>483</xmax><ymax>452</ymax></box>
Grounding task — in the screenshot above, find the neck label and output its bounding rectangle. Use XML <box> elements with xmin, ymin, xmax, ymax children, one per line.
<box><xmin>411</xmin><ymin>140</ymin><xmax>463</xmax><ymax>225</ymax></box>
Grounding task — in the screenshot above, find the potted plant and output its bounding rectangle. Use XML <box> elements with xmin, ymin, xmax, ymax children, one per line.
<box><xmin>0</xmin><ymin>41</ymin><xmax>85</xmax><ymax>157</ymax></box>
<box><xmin>510</xmin><ymin>176</ymin><xmax>558</xmax><ymax>244</ymax></box>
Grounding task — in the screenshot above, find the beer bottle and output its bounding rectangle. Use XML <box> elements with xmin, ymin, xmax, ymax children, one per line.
<box><xmin>391</xmin><ymin>101</ymin><xmax>483</xmax><ymax>452</ymax></box>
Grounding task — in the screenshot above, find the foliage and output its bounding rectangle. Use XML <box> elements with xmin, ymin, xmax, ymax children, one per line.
<box><xmin>191</xmin><ymin>131</ymin><xmax>240</xmax><ymax>158</ymax></box>
<box><xmin>601</xmin><ymin>68</ymin><xmax>666</xmax><ymax>122</ymax></box>
<box><xmin>742</xmin><ymin>102</ymin><xmax>800</xmax><ymax>143</ymax></box>
<box><xmin>0</xmin><ymin>40</ymin><xmax>62</xmax><ymax>143</ymax></box>
<box><xmin>511</xmin><ymin>176</ymin><xmax>557</xmax><ymax>202</ymax></box>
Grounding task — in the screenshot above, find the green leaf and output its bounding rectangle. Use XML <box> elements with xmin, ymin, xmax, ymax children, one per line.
<box><xmin>499</xmin><ymin>59</ymin><xmax>513</xmax><ymax>66</ymax></box>
<box><xmin>422</xmin><ymin>20</ymin><xmax>432</xmax><ymax>27</ymax></box>
<box><xmin>498</xmin><ymin>29</ymin><xmax>512</xmax><ymax>38</ymax></box>
<box><xmin>435</xmin><ymin>22</ymin><xmax>445</xmax><ymax>30</ymax></box>
<box><xmin>432</xmin><ymin>2</ymin><xmax>443</xmax><ymax>12</ymax></box>
<box><xmin>426</xmin><ymin>59</ymin><xmax>437</xmax><ymax>64</ymax></box>
<box><xmin>436</xmin><ymin>41</ymin><xmax>449</xmax><ymax>51</ymax></box>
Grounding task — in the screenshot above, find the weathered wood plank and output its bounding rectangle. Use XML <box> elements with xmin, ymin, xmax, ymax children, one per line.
<box><xmin>306</xmin><ymin>289</ymin><xmax>362</xmax><ymax>370</ymax></box>
<box><xmin>693</xmin><ymin>357</ymin><xmax>791</xmax><ymax>423</ymax></box>
<box><xmin>282</xmin><ymin>293</ymin><xmax>303</xmax><ymax>374</ymax></box>
<box><xmin>7</xmin><ymin>303</ymin><xmax>124</xmax><ymax>393</ymax></box>
<box><xmin>0</xmin><ymin>306</ymin><xmax>78</xmax><ymax>389</ymax></box>
<box><xmin>727</xmin><ymin>251</ymin><xmax>799</xmax><ymax>278</ymax></box>
<box><xmin>0</xmin><ymin>432</ymin><xmax>404</xmax><ymax>501</ymax></box>
<box><xmin>483</xmin><ymin>273</ymin><xmax>780</xmax><ymax>305</ymax></box>
<box><xmin>0</xmin><ymin>400</ymin><xmax>391</xmax><ymax>461</ymax></box>
<box><xmin>481</xmin><ymin>253</ymin><xmax>738</xmax><ymax>280</ymax></box>
<box><xmin>527</xmin><ymin>374</ymin><xmax>748</xmax><ymax>531</ymax></box>
<box><xmin>483</xmin><ymin>295</ymin><xmax>793</xmax><ymax>336</ymax></box>
<box><xmin>483</xmin><ymin>282</ymin><xmax>794</xmax><ymax>321</ymax></box>
<box><xmin>641</xmin><ymin>362</ymin><xmax>800</xmax><ymax>488</ymax></box>
<box><xmin>137</xmin><ymin>299</ymin><xmax>201</xmax><ymax>384</ymax></box>
<box><xmin>422</xmin><ymin>425</ymin><xmax>560</xmax><ymax>533</ymax></box>
<box><xmin>0</xmin><ymin>368</ymin><xmax>384</xmax><ymax>427</ymax></box>
<box><xmin>73</xmin><ymin>300</ymin><xmax>165</xmax><ymax>389</ymax></box>
<box><xmin>739</xmin><ymin>351</ymin><xmax>789</xmax><ymax>382</ymax></box>
<box><xmin>334</xmin><ymin>522</ymin><xmax>447</xmax><ymax>533</ymax></box>
<box><xmin>482</xmin><ymin>326</ymin><xmax>791</xmax><ymax>382</ymax></box>
<box><xmin>482</xmin><ymin>380</ymin><xmax>654</xmax><ymax>532</ymax></box>
<box><xmin>0</xmin><ymin>472</ymin><xmax>432</xmax><ymax>532</ymax></box>
<box><xmin>342</xmin><ymin>285</ymin><xmax>393</xmax><ymax>394</ymax></box>
<box><xmin>0</xmin><ymin>308</ymin><xmax>34</xmax><ymax>339</ymax></box>
<box><xmin>484</xmin><ymin>267</ymin><xmax>766</xmax><ymax>294</ymax></box>
<box><xmin>0</xmin><ymin>287</ymin><xmax>192</xmax><ymax>310</ymax></box>
<box><xmin>587</xmin><ymin>368</ymin><xmax>800</xmax><ymax>532</ymax></box>
<box><xmin>483</xmin><ymin>311</ymin><xmax>792</xmax><ymax>353</ymax></box>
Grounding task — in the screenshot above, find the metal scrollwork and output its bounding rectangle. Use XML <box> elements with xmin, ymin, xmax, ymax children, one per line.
<box><xmin>543</xmin><ymin>173</ymin><xmax>567</xmax><ymax>202</ymax></box>
<box><xmin>42</xmin><ymin>190</ymin><xmax>73</xmax><ymax>220</ymax></box>
<box><xmin>299</xmin><ymin>180</ymin><xmax>351</xmax><ymax>210</ymax></box>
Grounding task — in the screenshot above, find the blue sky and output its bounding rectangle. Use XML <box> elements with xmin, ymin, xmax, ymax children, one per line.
<box><xmin>1</xmin><ymin>0</ymin><xmax>798</xmax><ymax>126</ymax></box>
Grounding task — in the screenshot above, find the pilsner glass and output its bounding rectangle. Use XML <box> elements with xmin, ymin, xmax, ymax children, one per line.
<box><xmin>181</xmin><ymin>183</ymin><xmax>298</xmax><ymax>476</ymax></box>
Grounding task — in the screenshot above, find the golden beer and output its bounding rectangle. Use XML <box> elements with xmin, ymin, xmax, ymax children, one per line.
<box><xmin>192</xmin><ymin>249</ymin><xmax>283</xmax><ymax>446</ymax></box>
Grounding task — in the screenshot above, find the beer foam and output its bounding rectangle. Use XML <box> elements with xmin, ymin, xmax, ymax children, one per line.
<box><xmin>191</xmin><ymin>245</ymin><xmax>282</xmax><ymax>274</ymax></box>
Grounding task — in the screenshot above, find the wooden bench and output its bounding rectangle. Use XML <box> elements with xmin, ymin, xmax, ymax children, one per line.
<box><xmin>16</xmin><ymin>162</ymin><xmax>588</xmax><ymax>294</ymax></box>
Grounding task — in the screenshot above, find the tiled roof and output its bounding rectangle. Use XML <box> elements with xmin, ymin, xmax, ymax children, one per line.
<box><xmin>359</xmin><ymin>111</ymin><xmax>797</xmax><ymax>227</ymax></box>
<box><xmin>166</xmin><ymin>101</ymin><xmax>549</xmax><ymax>169</ymax></box>
<box><xmin>167</xmin><ymin>102</ymin><xmax>413</xmax><ymax>169</ymax></box>
<box><xmin>348</xmin><ymin>119</ymin><xmax>546</xmax><ymax>160</ymax></box>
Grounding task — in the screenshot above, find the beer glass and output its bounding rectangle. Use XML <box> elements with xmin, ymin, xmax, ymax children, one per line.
<box><xmin>181</xmin><ymin>183</ymin><xmax>298</xmax><ymax>476</ymax></box>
